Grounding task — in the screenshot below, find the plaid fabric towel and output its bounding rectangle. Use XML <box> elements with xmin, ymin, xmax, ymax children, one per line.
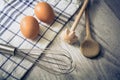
<box><xmin>0</xmin><ymin>0</ymin><xmax>82</xmax><ymax>80</ymax></box>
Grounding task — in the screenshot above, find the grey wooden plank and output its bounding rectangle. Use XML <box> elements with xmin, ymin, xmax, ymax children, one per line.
<box><xmin>88</xmin><ymin>0</ymin><xmax>120</xmax><ymax>80</ymax></box>
<box><xmin>104</xmin><ymin>0</ymin><xmax>120</xmax><ymax>20</ymax></box>
<box><xmin>26</xmin><ymin>0</ymin><xmax>120</xmax><ymax>80</ymax></box>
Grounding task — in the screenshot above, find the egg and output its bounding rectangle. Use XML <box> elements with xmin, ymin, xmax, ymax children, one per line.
<box><xmin>20</xmin><ymin>16</ymin><xmax>40</xmax><ymax>40</ymax></box>
<box><xmin>34</xmin><ymin>2</ymin><xmax>55</xmax><ymax>24</ymax></box>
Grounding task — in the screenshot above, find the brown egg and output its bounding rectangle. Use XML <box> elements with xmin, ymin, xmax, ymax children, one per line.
<box><xmin>20</xmin><ymin>16</ymin><xmax>40</xmax><ymax>40</ymax></box>
<box><xmin>34</xmin><ymin>2</ymin><xmax>55</xmax><ymax>24</ymax></box>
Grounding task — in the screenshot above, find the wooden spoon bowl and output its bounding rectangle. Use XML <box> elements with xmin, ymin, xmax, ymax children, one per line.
<box><xmin>80</xmin><ymin>39</ymin><xmax>100</xmax><ymax>58</ymax></box>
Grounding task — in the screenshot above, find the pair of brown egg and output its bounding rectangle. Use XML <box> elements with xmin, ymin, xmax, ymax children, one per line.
<box><xmin>20</xmin><ymin>2</ymin><xmax>55</xmax><ymax>40</ymax></box>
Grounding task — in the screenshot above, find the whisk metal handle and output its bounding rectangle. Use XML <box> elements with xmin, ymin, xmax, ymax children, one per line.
<box><xmin>0</xmin><ymin>43</ymin><xmax>16</xmax><ymax>56</ymax></box>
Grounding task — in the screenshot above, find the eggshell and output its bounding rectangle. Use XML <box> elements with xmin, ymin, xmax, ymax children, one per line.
<box><xmin>20</xmin><ymin>16</ymin><xmax>40</xmax><ymax>40</ymax></box>
<box><xmin>34</xmin><ymin>2</ymin><xmax>55</xmax><ymax>24</ymax></box>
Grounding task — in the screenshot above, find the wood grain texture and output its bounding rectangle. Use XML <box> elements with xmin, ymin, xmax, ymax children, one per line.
<box><xmin>25</xmin><ymin>0</ymin><xmax>120</xmax><ymax>80</ymax></box>
<box><xmin>104</xmin><ymin>0</ymin><xmax>120</xmax><ymax>20</ymax></box>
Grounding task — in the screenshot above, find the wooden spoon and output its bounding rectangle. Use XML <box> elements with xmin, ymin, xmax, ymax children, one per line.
<box><xmin>80</xmin><ymin>8</ymin><xmax>100</xmax><ymax>58</ymax></box>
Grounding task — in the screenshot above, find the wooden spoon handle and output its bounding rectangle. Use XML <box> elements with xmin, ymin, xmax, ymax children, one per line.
<box><xmin>85</xmin><ymin>7</ymin><xmax>91</xmax><ymax>39</ymax></box>
<box><xmin>70</xmin><ymin>0</ymin><xmax>89</xmax><ymax>31</ymax></box>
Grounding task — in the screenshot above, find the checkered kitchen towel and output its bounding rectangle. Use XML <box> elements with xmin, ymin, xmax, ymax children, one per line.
<box><xmin>0</xmin><ymin>0</ymin><xmax>82</xmax><ymax>79</ymax></box>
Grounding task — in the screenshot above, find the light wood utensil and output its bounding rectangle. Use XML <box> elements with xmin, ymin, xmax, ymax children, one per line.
<box><xmin>80</xmin><ymin>8</ymin><xmax>100</xmax><ymax>58</ymax></box>
<box><xmin>61</xmin><ymin>0</ymin><xmax>89</xmax><ymax>44</ymax></box>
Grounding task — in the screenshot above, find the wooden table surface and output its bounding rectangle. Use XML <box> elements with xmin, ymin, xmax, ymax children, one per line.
<box><xmin>24</xmin><ymin>0</ymin><xmax>120</xmax><ymax>80</ymax></box>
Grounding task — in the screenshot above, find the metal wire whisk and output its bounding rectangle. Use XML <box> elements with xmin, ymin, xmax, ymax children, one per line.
<box><xmin>0</xmin><ymin>43</ymin><xmax>75</xmax><ymax>74</ymax></box>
